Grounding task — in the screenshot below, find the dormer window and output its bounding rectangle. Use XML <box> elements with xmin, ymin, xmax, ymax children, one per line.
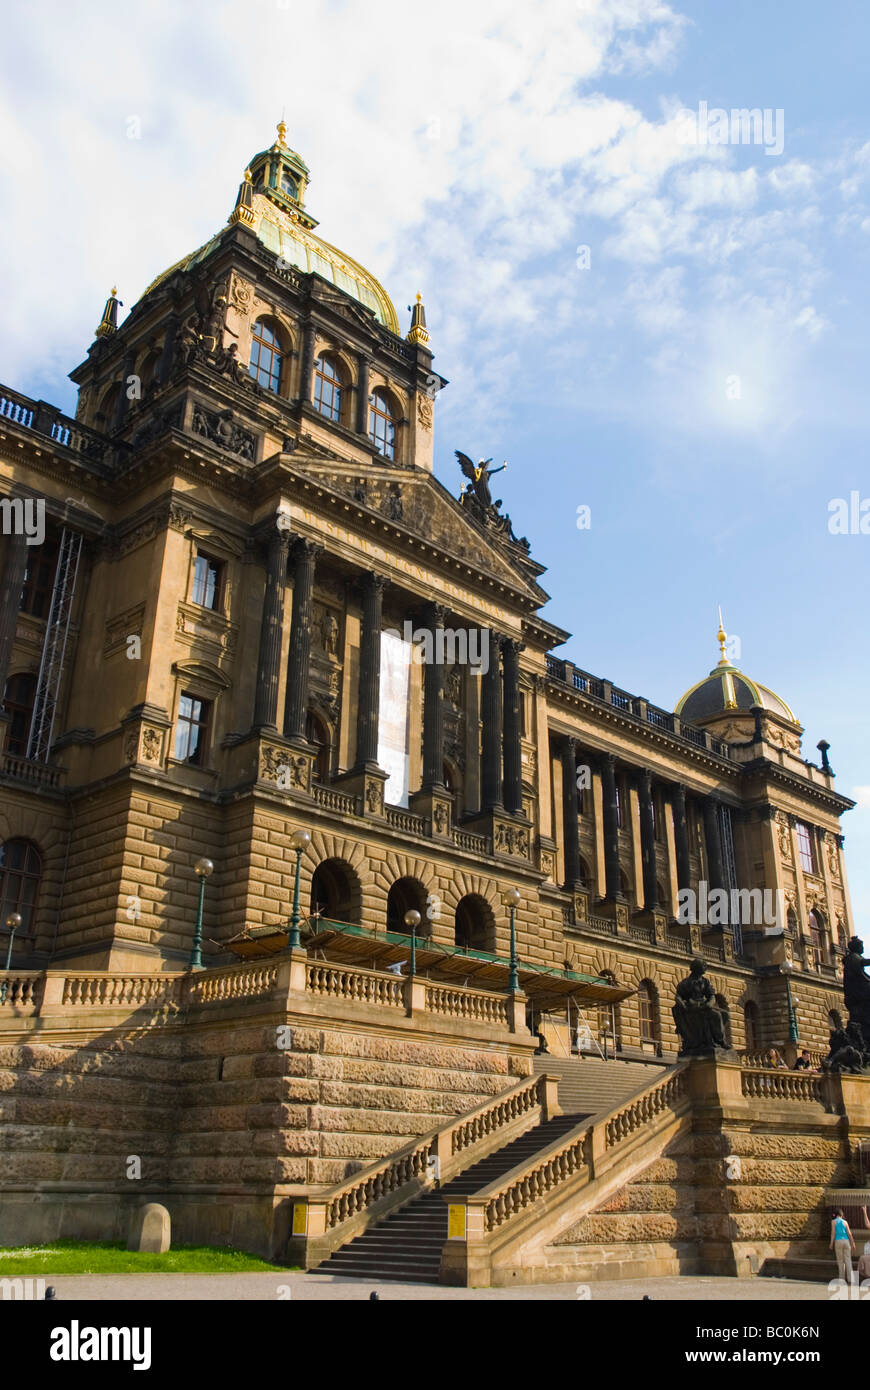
<box><xmin>281</xmin><ymin>169</ymin><xmax>299</xmax><ymax>200</ymax></box>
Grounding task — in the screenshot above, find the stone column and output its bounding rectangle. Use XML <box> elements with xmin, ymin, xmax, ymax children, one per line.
<box><xmin>672</xmin><ymin>784</ymin><xmax>692</xmax><ymax>893</ymax></box>
<box><xmin>299</xmin><ymin>322</ymin><xmax>316</xmax><ymax>404</ymax></box>
<box><xmin>502</xmin><ymin>638</ymin><xmax>523</xmax><ymax>815</ymax></box>
<box><xmin>421</xmin><ymin>602</ymin><xmax>446</xmax><ymax>790</ymax></box>
<box><xmin>703</xmin><ymin>795</ymin><xmax>726</xmax><ymax>892</ymax></box>
<box><xmin>354</xmin><ymin>572</ymin><xmax>387</xmax><ymax>770</ymax></box>
<box><xmin>638</xmin><ymin>769</ymin><xmax>658</xmax><ymax>910</ymax></box>
<box><xmin>600</xmin><ymin>754</ymin><xmax>622</xmax><ymax>900</ymax></box>
<box><xmin>0</xmin><ymin>529</ymin><xmax>28</xmax><ymax>699</ymax></box>
<box><xmin>252</xmin><ymin>525</ymin><xmax>291</xmax><ymax>731</ymax></box>
<box><xmin>356</xmin><ymin>354</ymin><xmax>370</xmax><ymax>435</ymax></box>
<box><xmin>480</xmin><ymin>631</ymin><xmax>504</xmax><ymax>811</ymax></box>
<box><xmin>282</xmin><ymin>538</ymin><xmax>321</xmax><ymax>743</ymax></box>
<box><xmin>561</xmin><ymin>737</ymin><xmax>582</xmax><ymax>890</ymax></box>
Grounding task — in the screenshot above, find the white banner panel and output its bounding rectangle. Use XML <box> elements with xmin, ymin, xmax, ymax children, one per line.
<box><xmin>377</xmin><ymin>629</ymin><xmax>412</xmax><ymax>807</ymax></box>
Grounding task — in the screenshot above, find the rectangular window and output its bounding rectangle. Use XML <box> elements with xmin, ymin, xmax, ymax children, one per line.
<box><xmin>795</xmin><ymin>821</ymin><xmax>816</xmax><ymax>874</ymax></box>
<box><xmin>175</xmin><ymin>692</ymin><xmax>210</xmax><ymax>765</ymax></box>
<box><xmin>192</xmin><ymin>553</ymin><xmax>223</xmax><ymax>611</ymax></box>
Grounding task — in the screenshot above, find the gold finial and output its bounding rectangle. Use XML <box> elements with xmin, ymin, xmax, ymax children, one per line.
<box><xmin>277</xmin><ymin>118</ymin><xmax>287</xmax><ymax>145</ymax></box>
<box><xmin>244</xmin><ymin>168</ymin><xmax>252</xmax><ymax>183</ymax></box>
<box><xmin>110</xmin><ymin>286</ymin><xmax>118</xmax><ymax>298</ymax></box>
<box><xmin>716</xmin><ymin>605</ymin><xmax>729</xmax><ymax>666</ymax></box>
<box><xmin>416</xmin><ymin>292</ymin><xmax>422</xmax><ymax>303</ymax></box>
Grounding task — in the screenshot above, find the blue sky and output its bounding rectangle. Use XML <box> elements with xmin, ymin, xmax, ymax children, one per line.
<box><xmin>1</xmin><ymin>0</ymin><xmax>867</xmax><ymax>919</ymax></box>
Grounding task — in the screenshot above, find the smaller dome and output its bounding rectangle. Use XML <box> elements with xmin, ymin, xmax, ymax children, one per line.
<box><xmin>675</xmin><ymin>617</ymin><xmax>796</xmax><ymax>725</ymax></box>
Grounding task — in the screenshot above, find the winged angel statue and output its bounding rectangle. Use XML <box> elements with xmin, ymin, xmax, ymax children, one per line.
<box><xmin>454</xmin><ymin>451</ymin><xmax>507</xmax><ymax>510</ymax></box>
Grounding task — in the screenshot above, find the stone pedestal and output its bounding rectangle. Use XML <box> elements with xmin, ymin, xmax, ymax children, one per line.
<box><xmin>333</xmin><ymin>766</ymin><xmax>389</xmax><ymax>818</ymax></box>
<box><xmin>595</xmin><ymin>897</ymin><xmax>630</xmax><ymax>932</ymax></box>
<box><xmin>409</xmin><ymin>787</ymin><xmax>452</xmax><ymax>838</ymax></box>
<box><xmin>127</xmin><ymin>1202</ymin><xmax>171</xmax><ymax>1253</ymax></box>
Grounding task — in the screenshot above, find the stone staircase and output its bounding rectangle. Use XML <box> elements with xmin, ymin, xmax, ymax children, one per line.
<box><xmin>312</xmin><ymin>1056</ymin><xmax>666</xmax><ymax>1284</ymax></box>
<box><xmin>531</xmin><ymin>1055</ymin><xmax>667</xmax><ymax>1116</ymax></box>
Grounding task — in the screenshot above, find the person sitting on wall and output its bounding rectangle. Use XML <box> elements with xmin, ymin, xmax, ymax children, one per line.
<box><xmin>765</xmin><ymin>1049</ymin><xmax>788</xmax><ymax>1069</ymax></box>
<box><xmin>794</xmin><ymin>1050</ymin><xmax>813</xmax><ymax>1070</ymax></box>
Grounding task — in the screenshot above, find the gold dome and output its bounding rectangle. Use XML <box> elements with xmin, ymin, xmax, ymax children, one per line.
<box><xmin>139</xmin><ymin>122</ymin><xmax>399</xmax><ymax>333</ymax></box>
<box><xmin>675</xmin><ymin>615</ymin><xmax>796</xmax><ymax>725</ymax></box>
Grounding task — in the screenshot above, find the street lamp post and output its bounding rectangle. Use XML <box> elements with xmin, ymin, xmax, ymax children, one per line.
<box><xmin>190</xmin><ymin>859</ymin><xmax>214</xmax><ymax>971</ymax></box>
<box><xmin>288</xmin><ymin>828</ymin><xmax>311</xmax><ymax>949</ymax></box>
<box><xmin>404</xmin><ymin>909</ymin><xmax>422</xmax><ymax>976</ymax></box>
<box><xmin>502</xmin><ymin>887</ymin><xmax>521</xmax><ymax>994</ymax></box>
<box><xmin>783</xmin><ymin>959</ymin><xmax>799</xmax><ymax>1046</ymax></box>
<box><xmin>1</xmin><ymin>913</ymin><xmax>22</xmax><ymax>1003</ymax></box>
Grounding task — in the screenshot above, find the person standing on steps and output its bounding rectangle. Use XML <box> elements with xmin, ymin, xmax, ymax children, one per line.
<box><xmin>831</xmin><ymin>1208</ymin><xmax>857</xmax><ymax>1285</ymax></box>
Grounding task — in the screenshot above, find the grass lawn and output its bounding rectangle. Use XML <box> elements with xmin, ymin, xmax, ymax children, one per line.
<box><xmin>0</xmin><ymin>1240</ymin><xmax>292</xmax><ymax>1275</ymax></box>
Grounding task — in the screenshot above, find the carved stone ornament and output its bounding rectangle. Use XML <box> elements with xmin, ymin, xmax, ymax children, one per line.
<box><xmin>141</xmin><ymin>728</ymin><xmax>163</xmax><ymax>763</ymax></box>
<box><xmin>365</xmin><ymin>780</ymin><xmax>384</xmax><ymax>815</ymax></box>
<box><xmin>191</xmin><ymin>404</ymin><xmax>256</xmax><ymax>460</ymax></box>
<box><xmin>494</xmin><ymin>822</ymin><xmax>530</xmax><ymax>858</ymax></box>
<box><xmin>229</xmin><ymin>273</ymin><xmax>253</xmax><ymax>316</ymax></box>
<box><xmin>433</xmin><ymin>802</ymin><xmax>450</xmax><ymax>835</ymax></box>
<box><xmin>124</xmin><ymin>730</ymin><xmax>139</xmax><ymax>764</ymax></box>
<box><xmin>417</xmin><ymin>396</ymin><xmax>433</xmax><ymax>431</ymax></box>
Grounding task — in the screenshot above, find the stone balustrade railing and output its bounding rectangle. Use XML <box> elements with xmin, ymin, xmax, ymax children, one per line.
<box><xmin>0</xmin><ymin>972</ymin><xmax>43</xmax><ymax>1012</ymax></box>
<box><xmin>1</xmin><ymin>957</ymin><xmax>521</xmax><ymax>1037</ymax></box>
<box><xmin>59</xmin><ymin>973</ymin><xmax>184</xmax><ymax>1008</ymax></box>
<box><xmin>425</xmin><ymin>982</ymin><xmax>509</xmax><ymax>1028</ymax></box>
<box><xmin>450</xmin><ymin>1073</ymin><xmax>544</xmax><ymax>1158</ymax></box>
<box><xmin>741</xmin><ymin>1067</ymin><xmax>825</xmax><ymax>1104</ymax></box>
<box><xmin>384</xmin><ymin>805</ymin><xmax>426</xmax><ymax>835</ymax></box>
<box><xmin>311</xmin><ymin>783</ymin><xmax>356</xmax><ymax>815</ymax></box>
<box><xmin>187</xmin><ymin>962</ymin><xmax>280</xmax><ymax>1004</ymax></box>
<box><xmin>305</xmin><ymin>961</ymin><xmax>406</xmax><ymax>1009</ymax></box>
<box><xmin>468</xmin><ymin>1065</ymin><xmax>691</xmax><ymax>1237</ymax></box>
<box><xmin>285</xmin><ymin>1071</ymin><xmax>557</xmax><ymax>1266</ymax></box>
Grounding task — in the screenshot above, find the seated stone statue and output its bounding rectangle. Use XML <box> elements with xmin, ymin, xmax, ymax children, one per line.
<box><xmin>672</xmin><ymin>958</ymin><xmax>728</xmax><ymax>1057</ymax></box>
<box><xmin>822</xmin><ymin>1025</ymin><xmax>865</xmax><ymax>1074</ymax></box>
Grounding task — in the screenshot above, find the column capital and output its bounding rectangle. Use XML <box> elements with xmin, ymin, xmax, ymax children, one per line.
<box><xmin>292</xmin><ymin>536</ymin><xmax>324</xmax><ymax>564</ymax></box>
<box><xmin>356</xmin><ymin>569</ymin><xmax>389</xmax><ymax>598</ymax></box>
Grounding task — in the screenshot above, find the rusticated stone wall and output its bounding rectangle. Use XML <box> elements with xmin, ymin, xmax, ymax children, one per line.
<box><xmin>0</xmin><ymin>1001</ymin><xmax>528</xmax><ymax>1255</ymax></box>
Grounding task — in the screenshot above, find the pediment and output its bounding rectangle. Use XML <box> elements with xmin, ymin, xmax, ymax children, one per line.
<box><xmin>292</xmin><ymin>460</ymin><xmax>547</xmax><ymax>602</ymax></box>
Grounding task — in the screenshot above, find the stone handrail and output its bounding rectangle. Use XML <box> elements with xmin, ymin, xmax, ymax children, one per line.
<box><xmin>305</xmin><ymin>961</ymin><xmax>405</xmax><ymax>1009</ymax></box>
<box><xmin>458</xmin><ymin>1064</ymin><xmax>691</xmax><ymax>1238</ymax></box>
<box><xmin>425</xmin><ymin>982</ymin><xmax>509</xmax><ymax>1028</ymax></box>
<box><xmin>311</xmin><ymin>783</ymin><xmax>355</xmax><ymax>814</ymax></box>
<box><xmin>186</xmin><ymin>961</ymin><xmax>279</xmax><ymax>1004</ymax></box>
<box><xmin>57</xmin><ymin>972</ymin><xmax>184</xmax><ymax>1008</ymax></box>
<box><xmin>286</xmin><ymin>1071</ymin><xmax>557</xmax><ymax>1265</ymax></box>
<box><xmin>0</xmin><ymin>972</ymin><xmax>43</xmax><ymax>1011</ymax></box>
<box><xmin>741</xmin><ymin>1067</ymin><xmax>825</xmax><ymax>1104</ymax></box>
<box><xmin>384</xmin><ymin>805</ymin><xmax>426</xmax><ymax>835</ymax></box>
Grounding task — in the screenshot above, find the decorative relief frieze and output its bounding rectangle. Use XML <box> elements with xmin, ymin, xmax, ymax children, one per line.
<box><xmin>494</xmin><ymin>821</ymin><xmax>530</xmax><ymax>858</ymax></box>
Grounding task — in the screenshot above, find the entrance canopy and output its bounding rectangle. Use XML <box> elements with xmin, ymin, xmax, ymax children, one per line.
<box><xmin>293</xmin><ymin>917</ymin><xmax>633</xmax><ymax>1009</ymax></box>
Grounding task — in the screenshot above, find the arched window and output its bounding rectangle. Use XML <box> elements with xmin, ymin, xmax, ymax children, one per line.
<box><xmin>715</xmin><ymin>994</ymin><xmax>733</xmax><ymax>1047</ymax></box>
<box><xmin>454</xmin><ymin>894</ymin><xmax>495</xmax><ymax>953</ymax></box>
<box><xmin>96</xmin><ymin>383</ymin><xmax>120</xmax><ymax>428</ymax></box>
<box><xmin>249</xmin><ymin>319</ymin><xmax>285</xmax><ymax>392</ymax></box>
<box><xmin>597</xmin><ymin>971</ymin><xmax>622</xmax><ymax>1053</ymax></box>
<box><xmin>2</xmin><ymin>673</ymin><xmax>37</xmax><ymax>756</ymax></box>
<box><xmin>313</xmin><ymin>354</ymin><xmax>343</xmax><ymax>422</ymax></box>
<box><xmin>309</xmin><ymin>859</ymin><xmax>361</xmax><ymax>926</ymax></box>
<box><xmin>0</xmin><ymin>839</ymin><xmax>42</xmax><ymax>936</ymax></box>
<box><xmin>637</xmin><ymin>979</ymin><xmax>661</xmax><ymax>1052</ymax></box>
<box><xmin>368</xmin><ymin>390</ymin><xmax>396</xmax><ymax>459</ymax></box>
<box><xmin>387</xmin><ymin>878</ymin><xmax>429</xmax><ymax>937</ymax></box>
<box><xmin>305</xmin><ymin>710</ymin><xmax>331</xmax><ymax>783</ymax></box>
<box><xmin>743</xmin><ymin>1000</ymin><xmax>760</xmax><ymax>1053</ymax></box>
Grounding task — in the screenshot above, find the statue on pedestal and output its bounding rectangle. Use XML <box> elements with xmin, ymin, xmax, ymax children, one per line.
<box><xmin>844</xmin><ymin>937</ymin><xmax>870</xmax><ymax>1036</ymax></box>
<box><xmin>672</xmin><ymin>958</ymin><xmax>728</xmax><ymax>1057</ymax></box>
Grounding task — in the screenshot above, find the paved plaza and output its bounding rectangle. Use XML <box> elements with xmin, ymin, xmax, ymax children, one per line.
<box><xmin>29</xmin><ymin>1273</ymin><xmax>840</xmax><ymax>1301</ymax></box>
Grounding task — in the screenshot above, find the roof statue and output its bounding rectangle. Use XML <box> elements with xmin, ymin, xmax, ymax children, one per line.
<box><xmin>455</xmin><ymin>450</ymin><xmax>529</xmax><ymax>553</ymax></box>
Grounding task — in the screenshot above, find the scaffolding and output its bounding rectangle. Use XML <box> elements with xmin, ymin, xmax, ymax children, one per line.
<box><xmin>27</xmin><ymin>527</ymin><xmax>82</xmax><ymax>763</ymax></box>
<box><xmin>719</xmin><ymin>802</ymin><xmax>742</xmax><ymax>955</ymax></box>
